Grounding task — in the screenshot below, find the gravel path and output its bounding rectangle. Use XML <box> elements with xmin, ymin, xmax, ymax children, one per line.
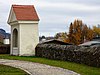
<box><xmin>0</xmin><ymin>59</ymin><xmax>80</xmax><ymax>75</ymax></box>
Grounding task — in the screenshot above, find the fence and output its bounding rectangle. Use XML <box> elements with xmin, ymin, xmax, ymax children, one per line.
<box><xmin>0</xmin><ymin>44</ymin><xmax>10</xmax><ymax>54</ymax></box>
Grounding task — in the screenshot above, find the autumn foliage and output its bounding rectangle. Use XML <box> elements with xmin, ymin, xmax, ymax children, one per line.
<box><xmin>55</xmin><ymin>19</ymin><xmax>95</xmax><ymax>45</ymax></box>
<box><xmin>93</xmin><ymin>26</ymin><xmax>100</xmax><ymax>37</ymax></box>
<box><xmin>68</xmin><ymin>19</ymin><xmax>94</xmax><ymax>45</ymax></box>
<box><xmin>55</xmin><ymin>32</ymin><xmax>69</xmax><ymax>43</ymax></box>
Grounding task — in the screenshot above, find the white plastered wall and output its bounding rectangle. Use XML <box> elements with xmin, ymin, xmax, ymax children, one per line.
<box><xmin>19</xmin><ymin>23</ymin><xmax>39</xmax><ymax>56</ymax></box>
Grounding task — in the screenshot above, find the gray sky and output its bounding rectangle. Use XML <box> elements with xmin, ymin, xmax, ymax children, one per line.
<box><xmin>0</xmin><ymin>0</ymin><xmax>100</xmax><ymax>36</ymax></box>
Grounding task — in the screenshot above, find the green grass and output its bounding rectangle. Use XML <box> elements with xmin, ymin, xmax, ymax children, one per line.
<box><xmin>0</xmin><ymin>54</ymin><xmax>100</xmax><ymax>75</ymax></box>
<box><xmin>0</xmin><ymin>64</ymin><xmax>29</xmax><ymax>75</ymax></box>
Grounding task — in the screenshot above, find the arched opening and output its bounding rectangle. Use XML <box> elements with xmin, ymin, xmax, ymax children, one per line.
<box><xmin>13</xmin><ymin>29</ymin><xmax>18</xmax><ymax>47</ymax></box>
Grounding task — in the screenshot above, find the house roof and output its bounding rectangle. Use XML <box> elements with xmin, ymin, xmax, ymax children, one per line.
<box><xmin>39</xmin><ymin>39</ymin><xmax>73</xmax><ymax>45</ymax></box>
<box><xmin>79</xmin><ymin>41</ymin><xmax>100</xmax><ymax>46</ymax></box>
<box><xmin>12</xmin><ymin>5</ymin><xmax>39</xmax><ymax>21</ymax></box>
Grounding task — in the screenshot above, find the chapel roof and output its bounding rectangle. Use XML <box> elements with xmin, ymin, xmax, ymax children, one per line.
<box><xmin>12</xmin><ymin>5</ymin><xmax>39</xmax><ymax>21</ymax></box>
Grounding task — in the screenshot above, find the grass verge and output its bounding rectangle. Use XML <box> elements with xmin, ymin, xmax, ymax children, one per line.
<box><xmin>0</xmin><ymin>54</ymin><xmax>100</xmax><ymax>75</ymax></box>
<box><xmin>0</xmin><ymin>64</ymin><xmax>29</xmax><ymax>75</ymax></box>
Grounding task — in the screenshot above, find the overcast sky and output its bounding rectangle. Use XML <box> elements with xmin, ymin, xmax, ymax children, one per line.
<box><xmin>0</xmin><ymin>0</ymin><xmax>100</xmax><ymax>36</ymax></box>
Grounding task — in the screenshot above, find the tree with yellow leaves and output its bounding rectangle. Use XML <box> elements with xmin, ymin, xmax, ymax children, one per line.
<box><xmin>86</xmin><ymin>27</ymin><xmax>94</xmax><ymax>40</ymax></box>
<box><xmin>68</xmin><ymin>20</ymin><xmax>83</xmax><ymax>45</ymax></box>
<box><xmin>68</xmin><ymin>22</ymin><xmax>74</xmax><ymax>43</ymax></box>
<box><xmin>93</xmin><ymin>26</ymin><xmax>100</xmax><ymax>37</ymax></box>
<box><xmin>68</xmin><ymin>19</ymin><xmax>94</xmax><ymax>45</ymax></box>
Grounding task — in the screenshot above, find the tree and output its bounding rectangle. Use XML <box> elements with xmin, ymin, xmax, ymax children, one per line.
<box><xmin>93</xmin><ymin>26</ymin><xmax>100</xmax><ymax>37</ymax></box>
<box><xmin>41</xmin><ymin>36</ymin><xmax>45</xmax><ymax>39</ymax></box>
<box><xmin>86</xmin><ymin>27</ymin><xmax>94</xmax><ymax>40</ymax></box>
<box><xmin>68</xmin><ymin>20</ymin><xmax>83</xmax><ymax>45</ymax></box>
<box><xmin>68</xmin><ymin>19</ymin><xmax>94</xmax><ymax>45</ymax></box>
<box><xmin>68</xmin><ymin>22</ymin><xmax>73</xmax><ymax>43</ymax></box>
<box><xmin>81</xmin><ymin>25</ymin><xmax>88</xmax><ymax>42</ymax></box>
<box><xmin>55</xmin><ymin>32</ymin><xmax>69</xmax><ymax>42</ymax></box>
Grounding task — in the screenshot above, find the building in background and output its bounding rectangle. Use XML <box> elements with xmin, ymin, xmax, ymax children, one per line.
<box><xmin>39</xmin><ymin>36</ymin><xmax>54</xmax><ymax>42</ymax></box>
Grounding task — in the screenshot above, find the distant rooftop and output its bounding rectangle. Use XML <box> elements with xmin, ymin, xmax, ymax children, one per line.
<box><xmin>92</xmin><ymin>37</ymin><xmax>100</xmax><ymax>41</ymax></box>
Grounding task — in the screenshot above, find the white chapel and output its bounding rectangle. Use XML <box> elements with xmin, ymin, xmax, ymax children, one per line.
<box><xmin>7</xmin><ymin>5</ymin><xmax>39</xmax><ymax>56</ymax></box>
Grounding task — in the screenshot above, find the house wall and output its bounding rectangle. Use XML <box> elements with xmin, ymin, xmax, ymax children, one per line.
<box><xmin>3</xmin><ymin>39</ymin><xmax>10</xmax><ymax>44</ymax></box>
<box><xmin>19</xmin><ymin>23</ymin><xmax>39</xmax><ymax>56</ymax></box>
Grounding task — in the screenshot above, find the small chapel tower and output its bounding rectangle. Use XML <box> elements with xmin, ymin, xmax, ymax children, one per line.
<box><xmin>7</xmin><ymin>5</ymin><xmax>39</xmax><ymax>56</ymax></box>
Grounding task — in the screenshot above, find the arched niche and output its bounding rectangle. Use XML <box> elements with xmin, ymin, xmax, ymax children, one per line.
<box><xmin>13</xmin><ymin>29</ymin><xmax>18</xmax><ymax>47</ymax></box>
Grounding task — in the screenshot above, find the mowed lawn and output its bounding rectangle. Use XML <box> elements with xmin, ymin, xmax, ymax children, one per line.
<box><xmin>0</xmin><ymin>54</ymin><xmax>100</xmax><ymax>75</ymax></box>
<box><xmin>0</xmin><ymin>64</ymin><xmax>29</xmax><ymax>75</ymax></box>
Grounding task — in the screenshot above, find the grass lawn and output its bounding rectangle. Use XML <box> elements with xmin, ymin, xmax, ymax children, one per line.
<box><xmin>0</xmin><ymin>64</ymin><xmax>29</xmax><ymax>75</ymax></box>
<box><xmin>0</xmin><ymin>54</ymin><xmax>100</xmax><ymax>75</ymax></box>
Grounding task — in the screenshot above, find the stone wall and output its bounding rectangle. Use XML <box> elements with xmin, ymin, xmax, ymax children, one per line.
<box><xmin>35</xmin><ymin>44</ymin><xmax>100</xmax><ymax>67</ymax></box>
